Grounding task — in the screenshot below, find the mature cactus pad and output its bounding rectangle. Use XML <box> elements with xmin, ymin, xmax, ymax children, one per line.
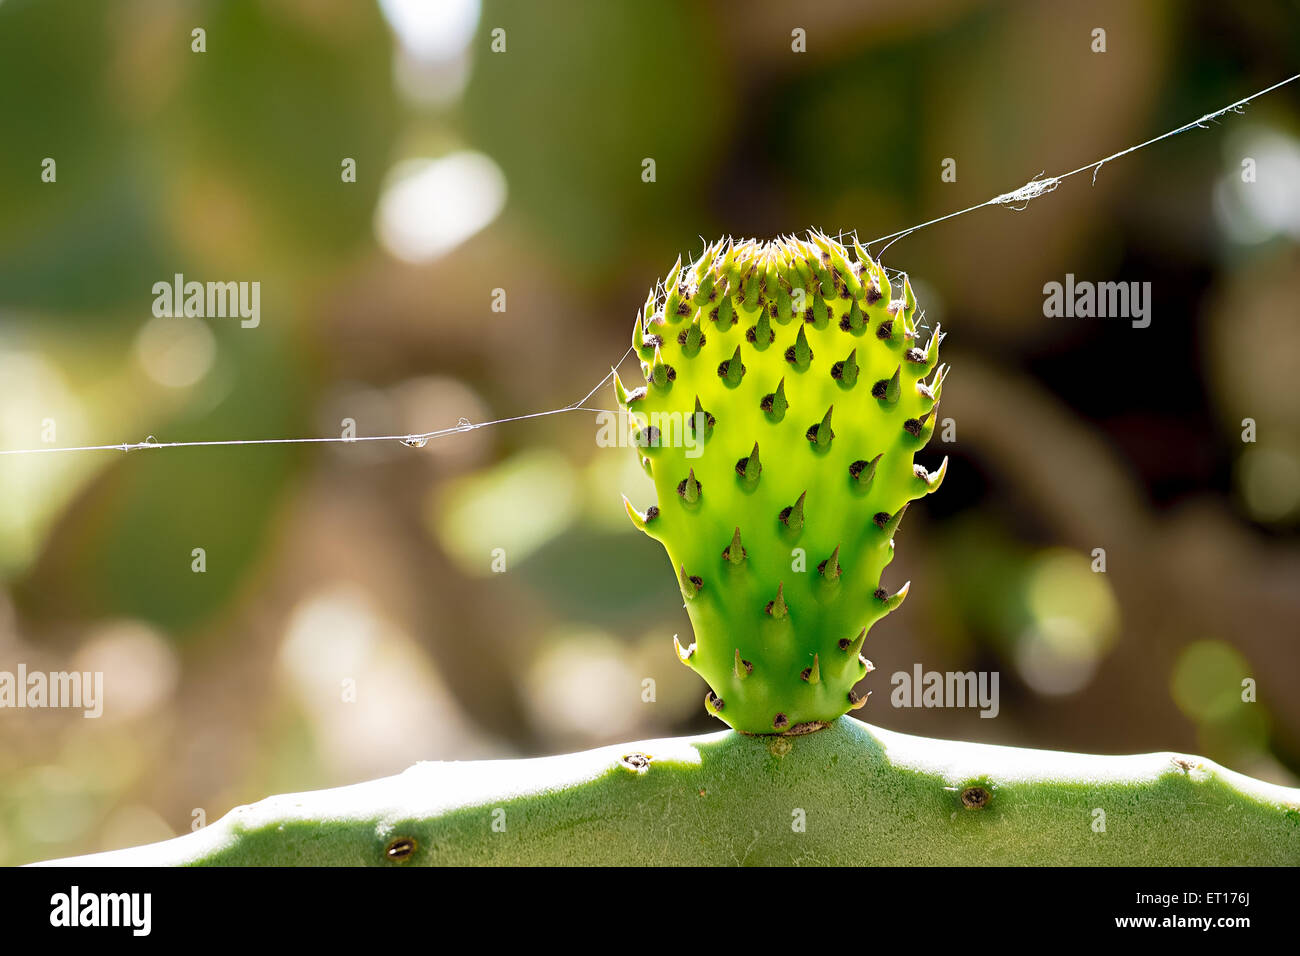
<box><xmin>617</xmin><ymin>232</ymin><xmax>947</xmax><ymax>734</ymax></box>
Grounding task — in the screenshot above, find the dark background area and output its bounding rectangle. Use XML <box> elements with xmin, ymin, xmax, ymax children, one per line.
<box><xmin>0</xmin><ymin>0</ymin><xmax>1297</xmax><ymax>865</ymax></box>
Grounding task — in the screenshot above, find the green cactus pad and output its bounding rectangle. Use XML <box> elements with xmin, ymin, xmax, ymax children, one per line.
<box><xmin>617</xmin><ymin>232</ymin><xmax>948</xmax><ymax>734</ymax></box>
<box><xmin>35</xmin><ymin>718</ymin><xmax>1300</xmax><ymax>866</ymax></box>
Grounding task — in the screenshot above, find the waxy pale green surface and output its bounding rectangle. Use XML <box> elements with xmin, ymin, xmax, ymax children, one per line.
<box><xmin>37</xmin><ymin>718</ymin><xmax>1300</xmax><ymax>866</ymax></box>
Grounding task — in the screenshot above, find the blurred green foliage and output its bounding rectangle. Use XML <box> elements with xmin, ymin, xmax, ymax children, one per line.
<box><xmin>0</xmin><ymin>0</ymin><xmax>1297</xmax><ymax>866</ymax></box>
<box><xmin>462</xmin><ymin>0</ymin><xmax>731</xmax><ymax>267</ymax></box>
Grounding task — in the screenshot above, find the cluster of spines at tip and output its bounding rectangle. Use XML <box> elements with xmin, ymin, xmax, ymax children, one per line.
<box><xmin>616</xmin><ymin>235</ymin><xmax>950</xmax><ymax>536</ymax></box>
<box><xmin>617</xmin><ymin>231</ymin><xmax>949</xmax><ymax>730</ymax></box>
<box><xmin>618</xmin><ymin>234</ymin><xmax>949</xmax><ymax>455</ymax></box>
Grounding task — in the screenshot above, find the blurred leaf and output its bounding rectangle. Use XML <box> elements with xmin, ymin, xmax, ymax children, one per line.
<box><xmin>0</xmin><ymin>174</ymin><xmax>171</xmax><ymax>317</ymax></box>
<box><xmin>462</xmin><ymin>0</ymin><xmax>732</xmax><ymax>267</ymax></box>
<box><xmin>14</xmin><ymin>330</ymin><xmax>307</xmax><ymax>638</ymax></box>
<box><xmin>160</xmin><ymin>0</ymin><xmax>399</xmax><ymax>271</ymax></box>
<box><xmin>516</xmin><ymin>526</ymin><xmax>678</xmax><ymax>629</ymax></box>
<box><xmin>0</xmin><ymin>0</ymin><xmax>399</xmax><ymax>315</ymax></box>
<box><xmin>0</xmin><ymin>1</ymin><xmax>168</xmax><ymax>314</ymax></box>
<box><xmin>762</xmin><ymin>43</ymin><xmax>922</xmax><ymax>217</ymax></box>
<box><xmin>431</xmin><ymin>448</ymin><xmax>579</xmax><ymax>576</ymax></box>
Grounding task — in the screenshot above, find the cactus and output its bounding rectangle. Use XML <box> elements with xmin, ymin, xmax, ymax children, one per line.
<box><xmin>34</xmin><ymin>717</ymin><xmax>1300</xmax><ymax>866</ymax></box>
<box><xmin>26</xmin><ymin>231</ymin><xmax>1300</xmax><ymax>869</ymax></box>
<box><xmin>617</xmin><ymin>232</ymin><xmax>947</xmax><ymax>734</ymax></box>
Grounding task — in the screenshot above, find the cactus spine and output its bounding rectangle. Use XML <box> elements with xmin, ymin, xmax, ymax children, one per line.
<box><xmin>618</xmin><ymin>232</ymin><xmax>947</xmax><ymax>734</ymax></box>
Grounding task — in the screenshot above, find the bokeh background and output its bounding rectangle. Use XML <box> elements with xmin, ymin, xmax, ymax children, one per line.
<box><xmin>1</xmin><ymin>0</ymin><xmax>1298</xmax><ymax>865</ymax></box>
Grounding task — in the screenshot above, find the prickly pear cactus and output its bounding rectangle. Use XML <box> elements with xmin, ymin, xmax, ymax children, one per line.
<box><xmin>616</xmin><ymin>232</ymin><xmax>947</xmax><ymax>734</ymax></box>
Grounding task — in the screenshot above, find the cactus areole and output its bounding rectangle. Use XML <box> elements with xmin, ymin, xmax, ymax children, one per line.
<box><xmin>617</xmin><ymin>232</ymin><xmax>948</xmax><ymax>734</ymax></box>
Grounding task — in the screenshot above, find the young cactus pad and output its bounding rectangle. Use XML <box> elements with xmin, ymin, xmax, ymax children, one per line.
<box><xmin>617</xmin><ymin>231</ymin><xmax>948</xmax><ymax>734</ymax></box>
